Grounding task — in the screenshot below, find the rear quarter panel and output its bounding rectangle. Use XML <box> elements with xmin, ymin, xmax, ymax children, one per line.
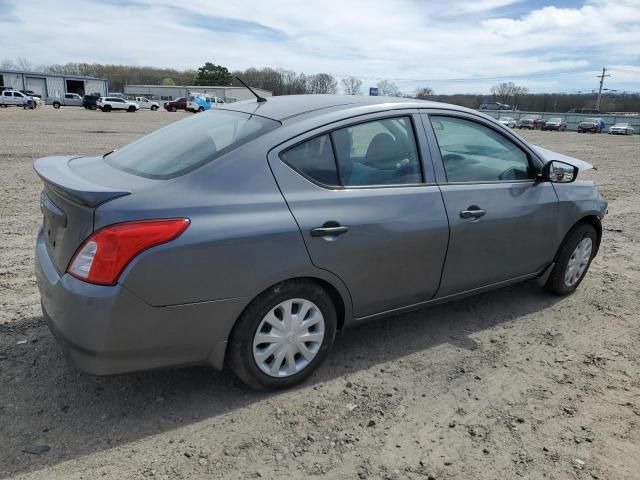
<box><xmin>94</xmin><ymin>135</ymin><xmax>353</xmax><ymax>316</ymax></box>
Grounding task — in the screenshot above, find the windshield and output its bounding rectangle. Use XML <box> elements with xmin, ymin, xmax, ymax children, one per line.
<box><xmin>523</xmin><ymin>116</ymin><xmax>537</xmax><ymax>120</ymax></box>
<box><xmin>583</xmin><ymin>118</ymin><xmax>596</xmax><ymax>123</ymax></box>
<box><xmin>105</xmin><ymin>110</ymin><xmax>280</xmax><ymax>179</ymax></box>
<box><xmin>613</xmin><ymin>123</ymin><xmax>628</xmax><ymax>127</ymax></box>
<box><xmin>548</xmin><ymin>118</ymin><xmax>561</xmax><ymax>122</ymax></box>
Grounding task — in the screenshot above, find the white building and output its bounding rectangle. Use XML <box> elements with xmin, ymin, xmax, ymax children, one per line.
<box><xmin>124</xmin><ymin>84</ymin><xmax>272</xmax><ymax>103</ymax></box>
<box><xmin>0</xmin><ymin>69</ymin><xmax>108</xmax><ymax>97</ymax></box>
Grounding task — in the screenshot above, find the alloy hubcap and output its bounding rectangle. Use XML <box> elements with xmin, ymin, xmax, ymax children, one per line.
<box><xmin>565</xmin><ymin>237</ymin><xmax>593</xmax><ymax>287</ymax></box>
<box><xmin>253</xmin><ymin>299</ymin><xmax>325</xmax><ymax>378</ymax></box>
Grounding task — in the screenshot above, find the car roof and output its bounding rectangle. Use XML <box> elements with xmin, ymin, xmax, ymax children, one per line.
<box><xmin>218</xmin><ymin>94</ymin><xmax>477</xmax><ymax>122</ymax></box>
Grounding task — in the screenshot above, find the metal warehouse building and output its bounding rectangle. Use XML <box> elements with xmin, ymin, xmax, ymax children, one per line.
<box><xmin>124</xmin><ymin>85</ymin><xmax>272</xmax><ymax>103</ymax></box>
<box><xmin>0</xmin><ymin>70</ymin><xmax>109</xmax><ymax>98</ymax></box>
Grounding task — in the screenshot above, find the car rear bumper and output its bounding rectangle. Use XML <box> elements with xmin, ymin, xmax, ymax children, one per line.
<box><xmin>35</xmin><ymin>230</ymin><xmax>248</xmax><ymax>375</ymax></box>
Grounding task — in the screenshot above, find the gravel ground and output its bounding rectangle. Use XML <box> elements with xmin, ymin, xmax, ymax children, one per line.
<box><xmin>1</xmin><ymin>106</ymin><xmax>639</xmax><ymax>480</ymax></box>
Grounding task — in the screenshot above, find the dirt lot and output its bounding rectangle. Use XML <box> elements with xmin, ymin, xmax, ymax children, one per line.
<box><xmin>1</xmin><ymin>106</ymin><xmax>639</xmax><ymax>480</ymax></box>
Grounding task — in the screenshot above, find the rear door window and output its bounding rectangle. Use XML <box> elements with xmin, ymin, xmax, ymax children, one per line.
<box><xmin>279</xmin><ymin>116</ymin><xmax>423</xmax><ymax>188</ymax></box>
<box><xmin>333</xmin><ymin>117</ymin><xmax>422</xmax><ymax>186</ymax></box>
<box><xmin>106</xmin><ymin>110</ymin><xmax>280</xmax><ymax>179</ymax></box>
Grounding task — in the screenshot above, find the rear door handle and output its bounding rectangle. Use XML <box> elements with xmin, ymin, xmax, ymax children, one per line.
<box><xmin>311</xmin><ymin>225</ymin><xmax>349</xmax><ymax>237</ymax></box>
<box><xmin>460</xmin><ymin>206</ymin><xmax>487</xmax><ymax>219</ymax></box>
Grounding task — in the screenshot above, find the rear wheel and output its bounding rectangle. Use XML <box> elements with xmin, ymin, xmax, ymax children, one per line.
<box><xmin>128</xmin><ymin>105</ymin><xmax>136</xmax><ymax>112</ymax></box>
<box><xmin>544</xmin><ymin>224</ymin><xmax>597</xmax><ymax>296</ymax></box>
<box><xmin>227</xmin><ymin>280</ymin><xmax>337</xmax><ymax>390</ymax></box>
<box><xmin>102</xmin><ymin>105</ymin><xmax>112</xmax><ymax>112</ymax></box>
<box><xmin>198</xmin><ymin>106</ymin><xmax>205</xmax><ymax>112</ymax></box>
<box><xmin>89</xmin><ymin>105</ymin><xmax>97</xmax><ymax>110</ymax></box>
<box><xmin>53</xmin><ymin>102</ymin><xmax>61</xmax><ymax>109</ymax></box>
<box><xmin>151</xmin><ymin>105</ymin><xmax>158</xmax><ymax>111</ymax></box>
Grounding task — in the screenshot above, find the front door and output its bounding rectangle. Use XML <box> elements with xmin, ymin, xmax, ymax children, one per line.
<box><xmin>268</xmin><ymin>113</ymin><xmax>449</xmax><ymax>318</ymax></box>
<box><xmin>424</xmin><ymin>113</ymin><xmax>561</xmax><ymax>297</ymax></box>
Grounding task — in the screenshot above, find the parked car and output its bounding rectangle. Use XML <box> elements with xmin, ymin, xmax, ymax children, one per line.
<box><xmin>498</xmin><ymin>116</ymin><xmax>516</xmax><ymax>128</ymax></box>
<box><xmin>82</xmin><ymin>94</ymin><xmax>100</xmax><ymax>110</ymax></box>
<box><xmin>517</xmin><ymin>115</ymin><xmax>544</xmax><ymax>130</ymax></box>
<box><xmin>164</xmin><ymin>97</ymin><xmax>187</xmax><ymax>112</ymax></box>
<box><xmin>97</xmin><ymin>97</ymin><xmax>140</xmax><ymax>112</ymax></box>
<box><xmin>47</xmin><ymin>93</ymin><xmax>83</xmax><ymax>109</ymax></box>
<box><xmin>608</xmin><ymin>123</ymin><xmax>635</xmax><ymax>135</ymax></box>
<box><xmin>542</xmin><ymin>118</ymin><xmax>567</xmax><ymax>131</ymax></box>
<box><xmin>187</xmin><ymin>94</ymin><xmax>225</xmax><ymax>113</ymax></box>
<box><xmin>20</xmin><ymin>90</ymin><xmax>44</xmax><ymax>106</ymax></box>
<box><xmin>34</xmin><ymin>95</ymin><xmax>607</xmax><ymax>390</ymax></box>
<box><xmin>577</xmin><ymin>118</ymin><xmax>605</xmax><ymax>133</ymax></box>
<box><xmin>134</xmin><ymin>96</ymin><xmax>160</xmax><ymax>111</ymax></box>
<box><xmin>479</xmin><ymin>102</ymin><xmax>511</xmax><ymax>110</ymax></box>
<box><xmin>0</xmin><ymin>89</ymin><xmax>35</xmax><ymax>108</ymax></box>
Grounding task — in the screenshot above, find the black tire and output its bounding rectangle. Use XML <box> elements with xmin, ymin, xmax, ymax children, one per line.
<box><xmin>227</xmin><ymin>279</ymin><xmax>337</xmax><ymax>390</ymax></box>
<box><xmin>103</xmin><ymin>105</ymin><xmax>112</xmax><ymax>112</ymax></box>
<box><xmin>53</xmin><ymin>102</ymin><xmax>61</xmax><ymax>109</ymax></box>
<box><xmin>89</xmin><ymin>105</ymin><xmax>97</xmax><ymax>110</ymax></box>
<box><xmin>171</xmin><ymin>106</ymin><xmax>177</xmax><ymax>112</ymax></box>
<box><xmin>128</xmin><ymin>105</ymin><xmax>136</xmax><ymax>112</ymax></box>
<box><xmin>151</xmin><ymin>105</ymin><xmax>158</xmax><ymax>111</ymax></box>
<box><xmin>544</xmin><ymin>223</ymin><xmax>597</xmax><ymax>296</ymax></box>
<box><xmin>198</xmin><ymin>106</ymin><xmax>205</xmax><ymax>112</ymax></box>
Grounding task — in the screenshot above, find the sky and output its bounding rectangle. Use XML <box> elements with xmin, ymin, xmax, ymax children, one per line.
<box><xmin>1</xmin><ymin>0</ymin><xmax>639</xmax><ymax>95</ymax></box>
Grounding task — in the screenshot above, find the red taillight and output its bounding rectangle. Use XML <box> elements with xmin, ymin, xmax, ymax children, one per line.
<box><xmin>67</xmin><ymin>218</ymin><xmax>190</xmax><ymax>285</ymax></box>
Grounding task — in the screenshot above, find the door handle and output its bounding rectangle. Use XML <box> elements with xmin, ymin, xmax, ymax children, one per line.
<box><xmin>311</xmin><ymin>225</ymin><xmax>350</xmax><ymax>237</ymax></box>
<box><xmin>460</xmin><ymin>206</ymin><xmax>487</xmax><ymax>219</ymax></box>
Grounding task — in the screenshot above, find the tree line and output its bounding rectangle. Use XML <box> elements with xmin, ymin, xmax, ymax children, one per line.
<box><xmin>2</xmin><ymin>58</ymin><xmax>638</xmax><ymax>112</ymax></box>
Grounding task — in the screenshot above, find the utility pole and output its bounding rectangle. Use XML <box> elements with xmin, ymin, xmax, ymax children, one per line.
<box><xmin>595</xmin><ymin>67</ymin><xmax>611</xmax><ymax>111</ymax></box>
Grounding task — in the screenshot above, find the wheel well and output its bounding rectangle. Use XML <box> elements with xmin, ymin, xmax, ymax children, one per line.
<box><xmin>574</xmin><ymin>215</ymin><xmax>603</xmax><ymax>254</ymax></box>
<box><xmin>311</xmin><ymin>278</ymin><xmax>347</xmax><ymax>330</ymax></box>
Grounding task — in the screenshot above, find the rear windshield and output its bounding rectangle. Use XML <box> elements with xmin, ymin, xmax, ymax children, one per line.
<box><xmin>105</xmin><ymin>110</ymin><xmax>279</xmax><ymax>179</ymax></box>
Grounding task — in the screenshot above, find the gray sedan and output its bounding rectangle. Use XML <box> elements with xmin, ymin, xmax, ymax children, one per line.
<box><xmin>34</xmin><ymin>95</ymin><xmax>607</xmax><ymax>390</ymax></box>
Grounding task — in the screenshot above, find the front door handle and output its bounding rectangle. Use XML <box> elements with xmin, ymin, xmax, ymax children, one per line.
<box><xmin>311</xmin><ymin>223</ymin><xmax>350</xmax><ymax>237</ymax></box>
<box><xmin>460</xmin><ymin>206</ymin><xmax>487</xmax><ymax>219</ymax></box>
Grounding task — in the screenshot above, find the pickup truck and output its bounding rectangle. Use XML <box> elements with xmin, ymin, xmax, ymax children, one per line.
<box><xmin>0</xmin><ymin>89</ymin><xmax>35</xmax><ymax>108</ymax></box>
<box><xmin>47</xmin><ymin>93</ymin><xmax>83</xmax><ymax>109</ymax></box>
<box><xmin>164</xmin><ymin>97</ymin><xmax>187</xmax><ymax>112</ymax></box>
<box><xmin>134</xmin><ymin>97</ymin><xmax>160</xmax><ymax>110</ymax></box>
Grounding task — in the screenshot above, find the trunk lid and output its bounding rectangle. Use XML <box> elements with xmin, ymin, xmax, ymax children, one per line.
<box><xmin>34</xmin><ymin>155</ymin><xmax>158</xmax><ymax>273</ymax></box>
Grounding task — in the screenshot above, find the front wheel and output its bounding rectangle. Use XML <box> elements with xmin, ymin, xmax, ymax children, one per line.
<box><xmin>544</xmin><ymin>224</ymin><xmax>597</xmax><ymax>296</ymax></box>
<box><xmin>53</xmin><ymin>102</ymin><xmax>61</xmax><ymax>109</ymax></box>
<box><xmin>102</xmin><ymin>105</ymin><xmax>112</xmax><ymax>112</ymax></box>
<box><xmin>227</xmin><ymin>280</ymin><xmax>337</xmax><ymax>390</ymax></box>
<box><xmin>128</xmin><ymin>105</ymin><xmax>136</xmax><ymax>112</ymax></box>
<box><xmin>171</xmin><ymin>106</ymin><xmax>177</xmax><ymax>112</ymax></box>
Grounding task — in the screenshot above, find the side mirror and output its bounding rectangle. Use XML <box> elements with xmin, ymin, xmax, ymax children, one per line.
<box><xmin>540</xmin><ymin>160</ymin><xmax>578</xmax><ymax>183</ymax></box>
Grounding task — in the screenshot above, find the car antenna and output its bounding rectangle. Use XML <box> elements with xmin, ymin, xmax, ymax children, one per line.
<box><xmin>235</xmin><ymin>76</ymin><xmax>267</xmax><ymax>103</ymax></box>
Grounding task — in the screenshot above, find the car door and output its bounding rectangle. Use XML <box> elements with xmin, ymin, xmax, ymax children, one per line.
<box><xmin>268</xmin><ymin>112</ymin><xmax>449</xmax><ymax>318</ymax></box>
<box><xmin>422</xmin><ymin>111</ymin><xmax>561</xmax><ymax>297</ymax></box>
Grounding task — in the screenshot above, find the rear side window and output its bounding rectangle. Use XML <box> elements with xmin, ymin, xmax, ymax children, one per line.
<box><xmin>280</xmin><ymin>116</ymin><xmax>422</xmax><ymax>188</ymax></box>
<box><xmin>106</xmin><ymin>110</ymin><xmax>280</xmax><ymax>179</ymax></box>
<box><xmin>280</xmin><ymin>134</ymin><xmax>339</xmax><ymax>186</ymax></box>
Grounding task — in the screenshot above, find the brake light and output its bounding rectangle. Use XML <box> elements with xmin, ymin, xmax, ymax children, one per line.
<box><xmin>67</xmin><ymin>218</ymin><xmax>190</xmax><ymax>285</ymax></box>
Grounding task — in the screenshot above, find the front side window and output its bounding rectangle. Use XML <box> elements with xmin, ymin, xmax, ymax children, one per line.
<box><xmin>430</xmin><ymin>116</ymin><xmax>532</xmax><ymax>183</ymax></box>
<box><xmin>106</xmin><ymin>110</ymin><xmax>280</xmax><ymax>178</ymax></box>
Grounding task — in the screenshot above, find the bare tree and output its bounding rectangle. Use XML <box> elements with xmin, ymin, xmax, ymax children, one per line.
<box><xmin>414</xmin><ymin>87</ymin><xmax>434</xmax><ymax>99</ymax></box>
<box><xmin>490</xmin><ymin>82</ymin><xmax>529</xmax><ymax>106</ymax></box>
<box><xmin>1</xmin><ymin>59</ymin><xmax>16</xmax><ymax>70</ymax></box>
<box><xmin>15</xmin><ymin>57</ymin><xmax>32</xmax><ymax>71</ymax></box>
<box><xmin>340</xmin><ymin>76</ymin><xmax>362</xmax><ymax>95</ymax></box>
<box><xmin>377</xmin><ymin>80</ymin><xmax>400</xmax><ymax>97</ymax></box>
<box><xmin>306</xmin><ymin>73</ymin><xmax>337</xmax><ymax>94</ymax></box>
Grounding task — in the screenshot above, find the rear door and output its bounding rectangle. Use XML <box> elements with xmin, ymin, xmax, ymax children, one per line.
<box><xmin>268</xmin><ymin>111</ymin><xmax>449</xmax><ymax>318</ymax></box>
<box><xmin>423</xmin><ymin>111</ymin><xmax>561</xmax><ymax>297</ymax></box>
